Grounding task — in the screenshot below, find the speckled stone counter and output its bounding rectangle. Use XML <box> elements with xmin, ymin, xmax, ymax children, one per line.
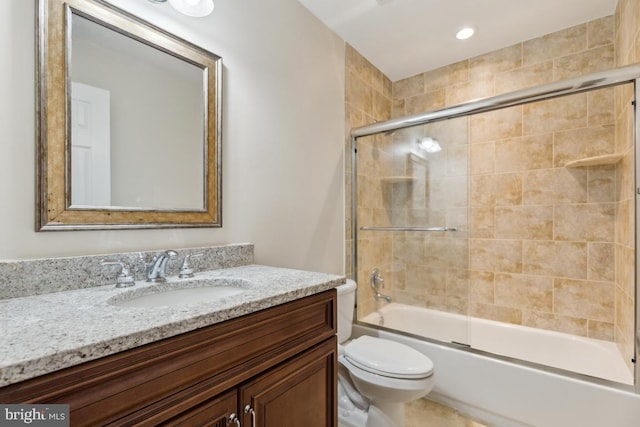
<box><xmin>0</xmin><ymin>264</ymin><xmax>344</xmax><ymax>387</ymax></box>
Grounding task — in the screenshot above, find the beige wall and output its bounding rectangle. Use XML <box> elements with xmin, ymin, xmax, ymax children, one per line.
<box><xmin>615</xmin><ymin>0</ymin><xmax>638</xmax><ymax>376</ymax></box>
<box><xmin>348</xmin><ymin>10</ymin><xmax>636</xmax><ymax>376</ymax></box>
<box><xmin>0</xmin><ymin>0</ymin><xmax>345</xmax><ymax>277</ymax></box>
<box><xmin>345</xmin><ymin>46</ymin><xmax>393</xmax><ymax>316</ymax></box>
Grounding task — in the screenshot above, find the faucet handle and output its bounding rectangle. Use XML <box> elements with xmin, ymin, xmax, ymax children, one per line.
<box><xmin>370</xmin><ymin>268</ymin><xmax>384</xmax><ymax>290</ymax></box>
<box><xmin>101</xmin><ymin>259</ymin><xmax>135</xmax><ymax>288</ymax></box>
<box><xmin>179</xmin><ymin>253</ymin><xmax>204</xmax><ymax>278</ymax></box>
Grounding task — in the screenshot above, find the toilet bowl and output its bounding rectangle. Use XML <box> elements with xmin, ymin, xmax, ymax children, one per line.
<box><xmin>337</xmin><ymin>280</ymin><xmax>435</xmax><ymax>427</ymax></box>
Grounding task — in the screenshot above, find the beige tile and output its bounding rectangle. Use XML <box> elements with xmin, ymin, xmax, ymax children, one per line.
<box><xmin>470</xmin><ymin>239</ymin><xmax>522</xmax><ymax>273</ymax></box>
<box><xmin>419</xmin><ymin>61</ymin><xmax>471</xmax><ymax>94</ymax></box>
<box><xmin>495</xmin><ymin>205</ymin><xmax>553</xmax><ymax>240</ymax></box>
<box><xmin>392</xmin><ymin>98</ymin><xmax>405</xmax><ymax>117</ymax></box>
<box><xmin>553</xmin><ymin>45</ymin><xmax>614</xmax><ymax>80</ymax></box>
<box><xmin>429</xmin><ymin>176</ymin><xmax>468</xmax><ymax>209</ymax></box>
<box><xmin>424</xmin><ymin>237</ymin><xmax>469</xmax><ymax>270</ymax></box>
<box><xmin>470</xmin><ymin>173</ymin><xmax>522</xmax><ymax>207</ymax></box>
<box><xmin>471</xmin><ymin>302</ymin><xmax>522</xmax><ymax>324</ymax></box>
<box><xmin>587</xmin><ymin>15</ymin><xmax>615</xmax><ymax>49</ymax></box>
<box><xmin>615</xmin><ymin>101</ymin><xmax>634</xmax><ymax>153</ymax></box>
<box><xmin>423</xmin><ymin>293</ymin><xmax>468</xmax><ymax>315</ymax></box>
<box><xmin>523</xmin><ymin>94</ymin><xmax>587</xmax><ymax>135</ymax></box>
<box><xmin>615</xmin><ymin>198</ymin><xmax>635</xmax><ymax>248</ymax></box>
<box><xmin>588</xmin><ymin>88</ymin><xmax>615</xmax><ymax>126</ymax></box>
<box><xmin>616</xmin><ymin>288</ymin><xmax>635</xmax><ymax>346</ymax></box>
<box><xmin>554</xmin><ymin>278</ymin><xmax>614</xmax><ymax>322</ymax></box>
<box><xmin>423</xmin><ymin>66</ymin><xmax>451</xmax><ymax>91</ymax></box>
<box><xmin>469</xmin><ymin>44</ymin><xmax>522</xmax><ymax>79</ymax></box>
<box><xmin>446</xmin><ymin>78</ymin><xmax>495</xmax><ymax>106</ymax></box>
<box><xmin>554</xmin><ymin>203</ymin><xmax>615</xmax><ymax>242</ymax></box>
<box><xmin>615</xmin><ymin>244</ymin><xmax>635</xmax><ymax>297</ymax></box>
<box><xmin>470</xmin><ymin>207</ymin><xmax>495</xmax><ymax>239</ymax></box>
<box><xmin>393</xmin><ymin>236</ymin><xmax>425</xmax><ymax>265</ymax></box>
<box><xmin>469</xmin><ymin>270</ymin><xmax>495</xmax><ymax>304</ymax></box>
<box><xmin>393</xmin><ymin>73</ymin><xmax>424</xmax><ymax>99</ymax></box>
<box><xmin>553</xmin><ymin>125</ymin><xmax>615</xmax><ymax>167</ymax></box>
<box><xmin>446</xmin><ymin>144</ymin><xmax>469</xmax><ymax>177</ymax></box>
<box><xmin>446</xmin><ymin>207</ymin><xmax>468</xmax><ymax>233</ymax></box>
<box><xmin>446</xmin><ymin>60</ymin><xmax>470</xmax><ymax>86</ymax></box>
<box><xmin>405</xmin><ymin>398</ymin><xmax>490</xmax><ymax>427</ymax></box>
<box><xmin>616</xmin><ymin>151</ymin><xmax>635</xmax><ymax>201</ymax></box>
<box><xmin>495</xmin><ymin>61</ymin><xmax>553</xmax><ymax>94</ymax></box>
<box><xmin>523</xmin><ymin>24</ymin><xmax>587</xmax><ymax>66</ymax></box>
<box><xmin>470</xmin><ymin>142</ymin><xmax>495</xmax><ymax>175</ymax></box>
<box><xmin>522</xmin><ymin>168</ymin><xmax>587</xmax><ymax>205</ymax></box>
<box><xmin>523</xmin><ymin>241</ymin><xmax>587</xmax><ymax>279</ymax></box>
<box><xmin>372</xmin><ymin>90</ymin><xmax>392</xmax><ymax>120</ymax></box>
<box><xmin>587</xmin><ymin>165</ymin><xmax>615</xmax><ymax>203</ymax></box>
<box><xmin>588</xmin><ymin>15</ymin><xmax>614</xmax><ymax>48</ymax></box>
<box><xmin>405</xmin><ymin>90</ymin><xmax>446</xmax><ymax>115</ymax></box>
<box><xmin>494</xmin><ymin>273</ymin><xmax>553</xmax><ymax>312</ymax></box>
<box><xmin>588</xmin><ymin>320</ymin><xmax>614</xmax><ymax>341</ymax></box>
<box><xmin>522</xmin><ymin>310</ymin><xmax>588</xmax><ymax>337</ymax></box>
<box><xmin>347</xmin><ymin>71</ymin><xmax>374</xmax><ymax>115</ymax></box>
<box><xmin>470</xmin><ymin>107</ymin><xmax>522</xmax><ymax>143</ymax></box>
<box><xmin>424</xmin><ymin>116</ymin><xmax>470</xmax><ymax>146</ymax></box>
<box><xmin>495</xmin><ymin>133</ymin><xmax>553</xmax><ymax>172</ymax></box>
<box><xmin>406</xmin><ymin>264</ymin><xmax>447</xmax><ymax>295</ymax></box>
<box><xmin>447</xmin><ymin>268</ymin><xmax>469</xmax><ymax>299</ymax></box>
<box><xmin>588</xmin><ymin>242</ymin><xmax>615</xmax><ymax>282</ymax></box>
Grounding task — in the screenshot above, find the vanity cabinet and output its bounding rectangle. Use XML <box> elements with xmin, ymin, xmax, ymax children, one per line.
<box><xmin>0</xmin><ymin>290</ymin><xmax>337</xmax><ymax>426</ymax></box>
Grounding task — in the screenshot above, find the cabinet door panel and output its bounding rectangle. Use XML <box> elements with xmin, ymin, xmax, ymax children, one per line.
<box><xmin>162</xmin><ymin>389</ymin><xmax>237</xmax><ymax>427</ymax></box>
<box><xmin>241</xmin><ymin>337</ymin><xmax>337</xmax><ymax>427</ymax></box>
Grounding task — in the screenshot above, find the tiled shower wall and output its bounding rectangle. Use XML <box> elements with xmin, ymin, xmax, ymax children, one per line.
<box><xmin>347</xmin><ymin>3</ymin><xmax>637</xmax><ymax>373</ymax></box>
<box><xmin>345</xmin><ymin>46</ymin><xmax>393</xmax><ymax>317</ymax></box>
<box><xmin>615</xmin><ymin>0</ymin><xmax>638</xmax><ymax>374</ymax></box>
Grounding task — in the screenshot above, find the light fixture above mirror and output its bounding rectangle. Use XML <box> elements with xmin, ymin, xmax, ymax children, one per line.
<box><xmin>148</xmin><ymin>0</ymin><xmax>214</xmax><ymax>18</ymax></box>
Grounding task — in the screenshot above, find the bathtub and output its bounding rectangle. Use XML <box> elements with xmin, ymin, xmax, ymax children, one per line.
<box><xmin>355</xmin><ymin>303</ymin><xmax>640</xmax><ymax>427</ymax></box>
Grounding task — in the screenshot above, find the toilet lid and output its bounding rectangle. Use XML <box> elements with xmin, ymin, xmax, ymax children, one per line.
<box><xmin>344</xmin><ymin>336</ymin><xmax>434</xmax><ymax>379</ymax></box>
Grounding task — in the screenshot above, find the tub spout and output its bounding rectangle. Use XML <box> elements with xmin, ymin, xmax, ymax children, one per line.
<box><xmin>374</xmin><ymin>292</ymin><xmax>392</xmax><ymax>303</ymax></box>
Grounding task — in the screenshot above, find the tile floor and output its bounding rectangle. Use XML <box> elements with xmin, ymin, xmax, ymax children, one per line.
<box><xmin>405</xmin><ymin>398</ymin><xmax>490</xmax><ymax>427</ymax></box>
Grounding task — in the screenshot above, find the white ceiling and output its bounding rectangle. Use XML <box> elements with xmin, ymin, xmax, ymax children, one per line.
<box><xmin>297</xmin><ymin>0</ymin><xmax>618</xmax><ymax>82</ymax></box>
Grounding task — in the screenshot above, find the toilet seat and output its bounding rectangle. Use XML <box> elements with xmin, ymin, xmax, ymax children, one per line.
<box><xmin>343</xmin><ymin>336</ymin><xmax>433</xmax><ymax>379</ymax></box>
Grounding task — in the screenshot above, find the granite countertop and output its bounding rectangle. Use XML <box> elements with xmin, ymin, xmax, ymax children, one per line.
<box><xmin>0</xmin><ymin>264</ymin><xmax>345</xmax><ymax>387</ymax></box>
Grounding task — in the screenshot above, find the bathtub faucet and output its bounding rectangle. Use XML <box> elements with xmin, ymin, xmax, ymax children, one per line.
<box><xmin>371</xmin><ymin>268</ymin><xmax>392</xmax><ymax>303</ymax></box>
<box><xmin>374</xmin><ymin>292</ymin><xmax>393</xmax><ymax>303</ymax></box>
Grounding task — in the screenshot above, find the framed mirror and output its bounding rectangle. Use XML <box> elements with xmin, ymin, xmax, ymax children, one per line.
<box><xmin>37</xmin><ymin>0</ymin><xmax>222</xmax><ymax>230</ymax></box>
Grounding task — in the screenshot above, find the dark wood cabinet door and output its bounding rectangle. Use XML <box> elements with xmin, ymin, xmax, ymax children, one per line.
<box><xmin>240</xmin><ymin>337</ymin><xmax>337</xmax><ymax>427</ymax></box>
<box><xmin>161</xmin><ymin>389</ymin><xmax>238</xmax><ymax>427</ymax></box>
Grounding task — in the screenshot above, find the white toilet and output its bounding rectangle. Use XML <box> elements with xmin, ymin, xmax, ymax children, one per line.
<box><xmin>337</xmin><ymin>280</ymin><xmax>435</xmax><ymax>427</ymax></box>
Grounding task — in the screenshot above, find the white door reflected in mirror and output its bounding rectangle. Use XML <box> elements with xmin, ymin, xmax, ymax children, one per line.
<box><xmin>71</xmin><ymin>82</ymin><xmax>111</xmax><ymax>207</ymax></box>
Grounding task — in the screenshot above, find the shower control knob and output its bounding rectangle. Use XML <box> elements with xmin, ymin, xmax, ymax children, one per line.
<box><xmin>371</xmin><ymin>268</ymin><xmax>384</xmax><ymax>290</ymax></box>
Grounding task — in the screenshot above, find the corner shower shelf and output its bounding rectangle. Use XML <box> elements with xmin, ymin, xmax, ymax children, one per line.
<box><xmin>380</xmin><ymin>176</ymin><xmax>416</xmax><ymax>183</ymax></box>
<box><xmin>564</xmin><ymin>153</ymin><xmax>624</xmax><ymax>168</ymax></box>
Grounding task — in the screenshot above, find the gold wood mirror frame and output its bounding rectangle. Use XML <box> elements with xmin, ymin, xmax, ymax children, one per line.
<box><xmin>37</xmin><ymin>0</ymin><xmax>222</xmax><ymax>230</ymax></box>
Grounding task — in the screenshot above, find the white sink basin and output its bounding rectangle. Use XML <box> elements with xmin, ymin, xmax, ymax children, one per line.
<box><xmin>110</xmin><ymin>278</ymin><xmax>251</xmax><ymax>308</ymax></box>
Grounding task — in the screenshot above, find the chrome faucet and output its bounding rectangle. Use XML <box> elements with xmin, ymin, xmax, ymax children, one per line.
<box><xmin>147</xmin><ymin>250</ymin><xmax>178</xmax><ymax>282</ymax></box>
<box><xmin>371</xmin><ymin>268</ymin><xmax>392</xmax><ymax>303</ymax></box>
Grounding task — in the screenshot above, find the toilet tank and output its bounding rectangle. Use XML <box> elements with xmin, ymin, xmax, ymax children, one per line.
<box><xmin>336</xmin><ymin>279</ymin><xmax>357</xmax><ymax>343</ymax></box>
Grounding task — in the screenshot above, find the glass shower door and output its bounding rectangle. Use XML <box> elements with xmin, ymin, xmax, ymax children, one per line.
<box><xmin>354</xmin><ymin>116</ymin><xmax>470</xmax><ymax>346</ymax></box>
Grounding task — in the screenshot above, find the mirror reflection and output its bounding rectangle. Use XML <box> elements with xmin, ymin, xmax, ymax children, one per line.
<box><xmin>70</xmin><ymin>14</ymin><xmax>205</xmax><ymax>210</ymax></box>
<box><xmin>36</xmin><ymin>0</ymin><xmax>222</xmax><ymax>230</ymax></box>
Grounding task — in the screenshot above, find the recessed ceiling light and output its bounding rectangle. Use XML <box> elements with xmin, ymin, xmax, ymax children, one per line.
<box><xmin>456</xmin><ymin>26</ymin><xmax>475</xmax><ymax>40</ymax></box>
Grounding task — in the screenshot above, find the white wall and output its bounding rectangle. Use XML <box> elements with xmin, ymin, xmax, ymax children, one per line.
<box><xmin>0</xmin><ymin>0</ymin><xmax>345</xmax><ymax>275</ymax></box>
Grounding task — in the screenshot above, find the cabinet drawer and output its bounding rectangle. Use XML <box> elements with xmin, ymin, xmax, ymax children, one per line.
<box><xmin>0</xmin><ymin>290</ymin><xmax>336</xmax><ymax>426</ymax></box>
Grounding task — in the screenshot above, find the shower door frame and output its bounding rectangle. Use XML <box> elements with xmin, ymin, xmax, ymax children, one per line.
<box><xmin>350</xmin><ymin>63</ymin><xmax>640</xmax><ymax>393</ymax></box>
